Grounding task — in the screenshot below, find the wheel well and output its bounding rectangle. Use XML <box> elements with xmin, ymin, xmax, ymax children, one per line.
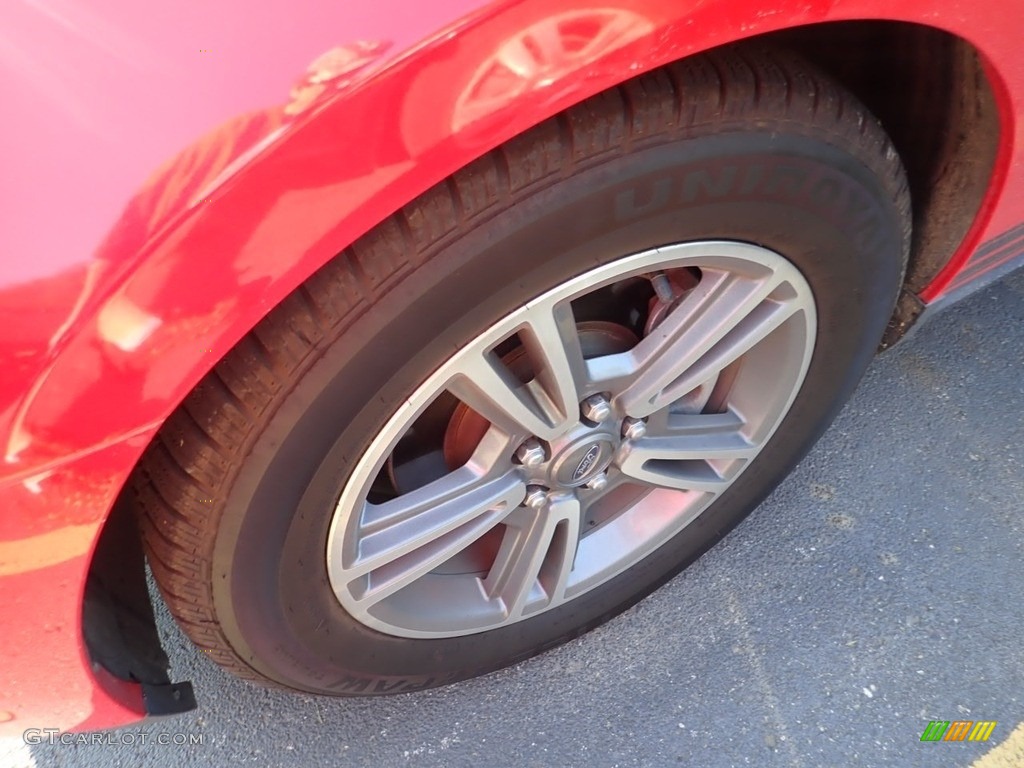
<box><xmin>762</xmin><ymin>21</ymin><xmax>1001</xmax><ymax>343</ymax></box>
<box><xmin>82</xmin><ymin>19</ymin><xmax>1002</xmax><ymax>682</ymax></box>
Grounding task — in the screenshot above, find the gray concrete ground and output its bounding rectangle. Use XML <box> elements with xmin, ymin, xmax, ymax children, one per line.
<box><xmin>12</xmin><ymin>268</ymin><xmax>1024</xmax><ymax>768</ymax></box>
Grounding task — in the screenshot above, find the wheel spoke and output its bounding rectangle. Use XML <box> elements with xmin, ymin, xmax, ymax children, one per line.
<box><xmin>612</xmin><ymin>268</ymin><xmax>801</xmax><ymax>418</ymax></box>
<box><xmin>484</xmin><ymin>494</ymin><xmax>581</xmax><ymax>620</ymax></box>
<box><xmin>577</xmin><ymin>467</ymin><xmax>633</xmax><ymax>526</ymax></box>
<box><xmin>448</xmin><ymin>299</ymin><xmax>583</xmax><ymax>440</ymax></box>
<box><xmin>339</xmin><ymin>468</ymin><xmax>525</xmax><ymax>607</ymax></box>
<box><xmin>617</xmin><ymin>410</ymin><xmax>758</xmax><ymax>491</ymax></box>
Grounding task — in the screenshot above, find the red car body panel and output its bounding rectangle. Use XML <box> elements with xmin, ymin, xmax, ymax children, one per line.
<box><xmin>1</xmin><ymin>0</ymin><xmax>1022</xmax><ymax>733</ymax></box>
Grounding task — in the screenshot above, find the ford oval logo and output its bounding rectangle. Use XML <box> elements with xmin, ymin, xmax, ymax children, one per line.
<box><xmin>572</xmin><ymin>444</ymin><xmax>601</xmax><ymax>483</ymax></box>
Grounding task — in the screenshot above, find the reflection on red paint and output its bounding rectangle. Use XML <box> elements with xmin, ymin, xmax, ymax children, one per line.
<box><xmin>454</xmin><ymin>9</ymin><xmax>654</xmax><ymax>130</ymax></box>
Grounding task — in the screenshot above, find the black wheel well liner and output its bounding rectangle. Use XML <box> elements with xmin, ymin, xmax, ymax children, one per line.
<box><xmin>763</xmin><ymin>21</ymin><xmax>1001</xmax><ymax>344</ymax></box>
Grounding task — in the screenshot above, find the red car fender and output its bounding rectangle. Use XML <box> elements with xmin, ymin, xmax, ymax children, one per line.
<box><xmin>4</xmin><ymin>0</ymin><xmax>1022</xmax><ymax>477</ymax></box>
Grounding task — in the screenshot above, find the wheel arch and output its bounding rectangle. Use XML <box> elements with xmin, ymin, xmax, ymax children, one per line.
<box><xmin>75</xmin><ymin>10</ymin><xmax>1009</xmax><ymax>688</ymax></box>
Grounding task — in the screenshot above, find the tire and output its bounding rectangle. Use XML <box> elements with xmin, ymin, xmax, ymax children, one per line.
<box><xmin>134</xmin><ymin>45</ymin><xmax>911</xmax><ymax>695</ymax></box>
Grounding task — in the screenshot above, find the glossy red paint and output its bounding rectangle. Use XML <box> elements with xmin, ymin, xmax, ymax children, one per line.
<box><xmin>1</xmin><ymin>0</ymin><xmax>1022</xmax><ymax>734</ymax></box>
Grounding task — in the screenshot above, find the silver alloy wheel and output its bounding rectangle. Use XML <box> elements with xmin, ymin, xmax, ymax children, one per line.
<box><xmin>326</xmin><ymin>241</ymin><xmax>817</xmax><ymax>638</ymax></box>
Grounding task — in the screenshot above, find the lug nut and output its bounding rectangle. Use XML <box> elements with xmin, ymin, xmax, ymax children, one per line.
<box><xmin>585</xmin><ymin>471</ymin><xmax>609</xmax><ymax>492</ymax></box>
<box><xmin>515</xmin><ymin>438</ymin><xmax>547</xmax><ymax>468</ymax></box>
<box><xmin>581</xmin><ymin>394</ymin><xmax>612</xmax><ymax>424</ymax></box>
<box><xmin>524</xmin><ymin>486</ymin><xmax>549</xmax><ymax>509</ymax></box>
<box><xmin>621</xmin><ymin>417</ymin><xmax>647</xmax><ymax>440</ymax></box>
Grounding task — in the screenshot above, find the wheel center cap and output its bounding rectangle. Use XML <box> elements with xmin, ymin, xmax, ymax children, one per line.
<box><xmin>550</xmin><ymin>436</ymin><xmax>616</xmax><ymax>488</ymax></box>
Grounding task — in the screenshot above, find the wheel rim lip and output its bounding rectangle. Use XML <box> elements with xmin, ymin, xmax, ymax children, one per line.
<box><xmin>326</xmin><ymin>240</ymin><xmax>818</xmax><ymax>638</ymax></box>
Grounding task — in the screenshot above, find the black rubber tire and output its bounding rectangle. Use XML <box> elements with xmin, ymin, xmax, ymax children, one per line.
<box><xmin>133</xmin><ymin>45</ymin><xmax>911</xmax><ymax>695</ymax></box>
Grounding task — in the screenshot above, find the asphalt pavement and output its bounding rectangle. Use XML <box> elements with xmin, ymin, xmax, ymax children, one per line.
<box><xmin>8</xmin><ymin>267</ymin><xmax>1024</xmax><ymax>768</ymax></box>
